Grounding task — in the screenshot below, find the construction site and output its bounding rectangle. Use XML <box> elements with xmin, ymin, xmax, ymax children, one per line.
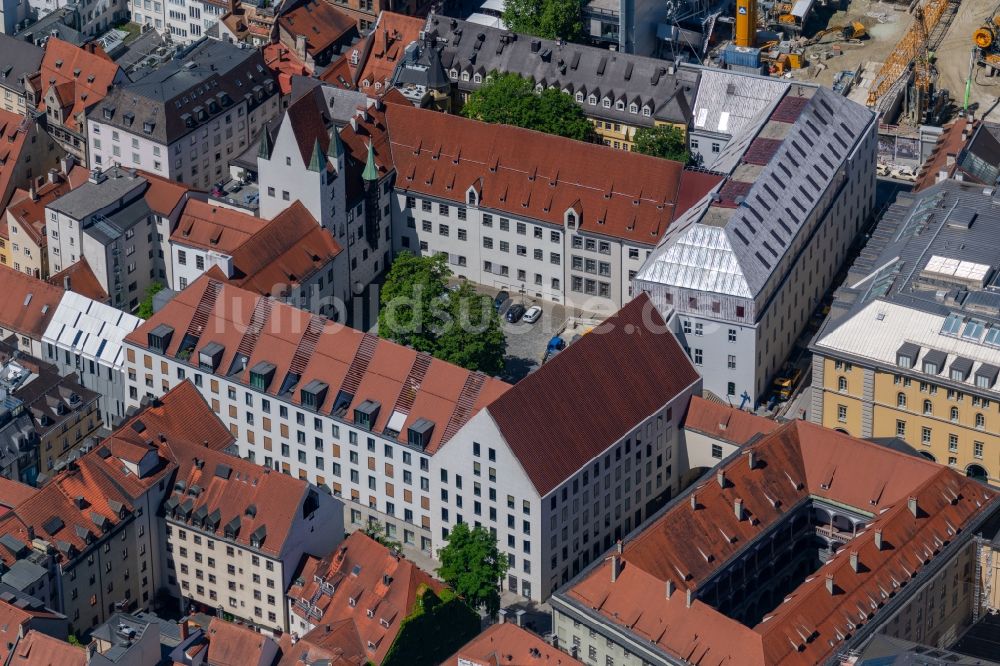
<box><xmin>690</xmin><ymin>0</ymin><xmax>1000</xmax><ymax>129</ymax></box>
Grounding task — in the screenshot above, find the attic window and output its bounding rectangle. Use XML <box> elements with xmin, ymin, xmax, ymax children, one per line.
<box><xmin>630</xmin><ymin>103</ymin><xmax>638</xmax><ymax>113</ymax></box>
<box><xmin>588</xmin><ymin>95</ymin><xmax>596</xmax><ymax>105</ymax></box>
<box><xmin>602</xmin><ymin>99</ymin><xmax>611</xmax><ymax>109</ymax></box>
<box><xmin>102</xmin><ymin>107</ymin><xmax>114</xmax><ymax>120</ymax></box>
<box><xmin>575</xmin><ymin>92</ymin><xmax>584</xmax><ymax>102</ymax></box>
<box><xmin>643</xmin><ymin>106</ymin><xmax>652</xmax><ymax>117</ymax></box>
<box><xmin>143</xmin><ymin>121</ymin><xmax>154</xmax><ymax>134</ymax></box>
<box><xmin>616</xmin><ymin>100</ymin><xmax>625</xmax><ymax>110</ymax></box>
<box><xmin>474</xmin><ymin>73</ymin><xmax>482</xmax><ymax>83</ymax></box>
<box><xmin>354</xmin><ymin>400</ymin><xmax>380</xmax><ymax>431</ymax></box>
<box><xmin>565</xmin><ymin>210</ymin><xmax>577</xmax><ymax>228</ymax></box>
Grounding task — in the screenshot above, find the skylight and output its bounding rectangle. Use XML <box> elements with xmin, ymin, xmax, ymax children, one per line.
<box><xmin>940</xmin><ymin>314</ymin><xmax>963</xmax><ymax>336</ymax></box>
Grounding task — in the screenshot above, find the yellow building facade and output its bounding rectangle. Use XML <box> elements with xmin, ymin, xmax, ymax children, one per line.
<box><xmin>815</xmin><ymin>354</ymin><xmax>998</xmax><ymax>484</ymax></box>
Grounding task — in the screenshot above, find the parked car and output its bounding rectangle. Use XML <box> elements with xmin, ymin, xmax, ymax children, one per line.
<box><xmin>546</xmin><ymin>336</ymin><xmax>566</xmax><ymax>354</ymax></box>
<box><xmin>522</xmin><ymin>305</ymin><xmax>542</xmax><ymax>324</ymax></box>
<box><xmin>505</xmin><ymin>304</ymin><xmax>526</xmax><ymax>323</ymax></box>
<box><xmin>493</xmin><ymin>290</ymin><xmax>510</xmax><ymax>311</ymax></box>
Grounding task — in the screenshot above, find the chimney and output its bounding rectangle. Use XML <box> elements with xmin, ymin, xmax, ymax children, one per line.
<box><xmin>28</xmin><ymin>184</ymin><xmax>37</xmax><ymax>201</ymax></box>
<box><xmin>616</xmin><ymin>540</ymin><xmax>623</xmax><ymax>555</ymax></box>
<box><xmin>849</xmin><ymin>550</ymin><xmax>859</xmax><ymax>573</ymax></box>
<box><xmin>717</xmin><ymin>469</ymin><xmax>726</xmax><ymax>488</ymax></box>
<box><xmin>685</xmin><ymin>588</ymin><xmax>693</xmax><ymax>608</ymax></box>
<box><xmin>498</xmin><ymin>609</ymin><xmax>507</xmax><ymax>624</ymax></box>
<box><xmin>908</xmin><ymin>496</ymin><xmax>918</xmax><ymax>518</ymax></box>
<box><xmin>825</xmin><ymin>574</ymin><xmax>835</xmax><ymax>595</ymax></box>
<box><xmin>47</xmin><ymin>168</ymin><xmax>59</xmax><ymax>185</ymax></box>
<box><xmin>690</xmin><ymin>493</ymin><xmax>698</xmax><ymax>510</ymax></box>
<box><xmin>178</xmin><ymin>619</ymin><xmax>189</xmax><ymax>640</ymax></box>
<box><xmin>734</xmin><ymin>498</ymin><xmax>744</xmax><ymax>521</ymax></box>
<box><xmin>946</xmin><ymin>152</ymin><xmax>956</xmax><ymax>166</ymax></box>
<box><xmin>60</xmin><ymin>153</ymin><xmax>75</xmax><ymax>174</ymax></box>
<box><xmin>666</xmin><ymin>579</ymin><xmax>675</xmax><ymax>598</ymax></box>
<box><xmin>515</xmin><ymin>609</ymin><xmax>525</xmax><ymax>627</ymax></box>
<box><xmin>874</xmin><ymin>528</ymin><xmax>884</xmax><ymax>551</ymax></box>
<box><xmin>610</xmin><ymin>555</ymin><xmax>622</xmax><ymax>582</ymax></box>
<box><xmin>747</xmin><ymin>450</ymin><xmax>755</xmax><ymax>470</ymax></box>
<box><xmin>63</xmin><ymin>275</ymin><xmax>71</xmax><ymax>291</ymax></box>
<box><xmin>295</xmin><ymin>33</ymin><xmax>306</xmax><ymax>59</ymax></box>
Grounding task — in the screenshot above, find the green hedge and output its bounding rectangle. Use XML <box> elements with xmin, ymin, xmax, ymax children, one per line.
<box><xmin>382</xmin><ymin>586</ymin><xmax>479</xmax><ymax>666</ymax></box>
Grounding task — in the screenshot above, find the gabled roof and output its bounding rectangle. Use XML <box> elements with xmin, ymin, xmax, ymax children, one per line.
<box><xmin>0</xmin><ymin>267</ymin><xmax>64</xmax><ymax>342</ymax></box>
<box><xmin>7</xmin><ymin>630</ymin><xmax>84</xmax><ymax>666</ymax></box>
<box><xmin>47</xmin><ymin>259</ymin><xmax>109</xmax><ymax>303</ymax></box>
<box><xmin>445</xmin><ymin>623</ymin><xmax>584</xmax><ymax>665</ymax></box>
<box><xmin>277</xmin><ymin>618</ymin><xmax>366</xmax><ymax>666</ymax></box>
<box><xmin>683</xmin><ymin>396</ymin><xmax>780</xmax><ymax>446</ymax></box>
<box><xmin>6</xmin><ymin>168</ymin><xmax>88</xmax><ymax>247</ymax></box>
<box><xmin>201</xmin><ymin>617</ymin><xmax>277</xmax><ymax>665</ymax></box>
<box><xmin>277</xmin><ymin>0</ymin><xmax>356</xmax><ymax>60</ymax></box>
<box><xmin>286</xmin><ymin>531</ymin><xmax>443</xmax><ymax>663</ymax></box>
<box><xmin>263</xmin><ymin>44</ymin><xmax>310</xmax><ymax>96</ymax></box>
<box><xmin>0</xmin><ymin>110</ymin><xmax>34</xmax><ymax>210</ymax></box>
<box><xmin>487</xmin><ymin>294</ymin><xmax>699</xmax><ymax>496</ymax></box>
<box><xmin>561</xmin><ymin>421</ymin><xmax>997</xmax><ymax>666</ymax></box>
<box><xmin>125</xmin><ymin>274</ymin><xmax>510</xmax><ymax>455</ymax></box>
<box><xmin>322</xmin><ymin>11</ymin><xmax>425</xmax><ymax>92</ymax></box>
<box><xmin>0</xmin><ymin>35</ymin><xmax>43</xmax><ymax>95</ymax></box>
<box><xmin>171</xmin><ymin>199</ymin><xmax>267</xmax><ymax>254</ymax></box>
<box><xmin>36</xmin><ymin>39</ymin><xmax>120</xmax><ymax>132</ymax></box>
<box><xmin>379</xmin><ymin>102</ymin><xmax>720</xmax><ymax>245</ymax></box>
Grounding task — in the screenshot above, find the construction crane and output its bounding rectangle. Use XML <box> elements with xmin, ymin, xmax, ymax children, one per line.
<box><xmin>866</xmin><ymin>0</ymin><xmax>951</xmax><ymax>108</ymax></box>
<box><xmin>973</xmin><ymin>3</ymin><xmax>1000</xmax><ymax>68</ymax></box>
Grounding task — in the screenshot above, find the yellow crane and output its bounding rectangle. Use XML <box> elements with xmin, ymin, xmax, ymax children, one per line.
<box><xmin>866</xmin><ymin>0</ymin><xmax>950</xmax><ymax>108</ymax></box>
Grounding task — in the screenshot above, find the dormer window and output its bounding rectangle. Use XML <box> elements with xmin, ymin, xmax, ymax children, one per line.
<box><xmin>588</xmin><ymin>95</ymin><xmax>597</xmax><ymax>105</ymax></box>
<box><xmin>467</xmin><ymin>189</ymin><xmax>477</xmax><ymax>206</ymax></box>
<box><xmin>534</xmin><ymin>83</ymin><xmax>543</xmax><ymax>93</ymax></box>
<box><xmin>450</xmin><ymin>69</ymin><xmax>458</xmax><ymax>79</ymax></box>
<box><xmin>142</xmin><ymin>121</ymin><xmax>154</xmax><ymax>134</ymax></box>
<box><xmin>603</xmin><ymin>98</ymin><xmax>611</xmax><ymax>109</ymax></box>
<box><xmin>407</xmin><ymin>418</ymin><xmax>434</xmax><ymax>449</ymax></box>
<box><xmin>565</xmin><ymin>210</ymin><xmax>577</xmax><ymax>228</ymax></box>
<box><xmin>102</xmin><ymin>107</ymin><xmax>114</xmax><ymax>120</ymax></box>
<box><xmin>198</xmin><ymin>342</ymin><xmax>224</xmax><ymax>372</ymax></box>
<box><xmin>630</xmin><ymin>103</ymin><xmax>638</xmax><ymax>113</ymax></box>
<box><xmin>615</xmin><ymin>100</ymin><xmax>625</xmax><ymax>110</ymax></box>
<box><xmin>642</xmin><ymin>106</ymin><xmax>652</xmax><ymax>117</ymax></box>
<box><xmin>575</xmin><ymin>92</ymin><xmax>584</xmax><ymax>102</ymax></box>
<box><xmin>249</xmin><ymin>362</ymin><xmax>276</xmax><ymax>391</ymax></box>
<box><xmin>474</xmin><ymin>73</ymin><xmax>482</xmax><ymax>83</ymax></box>
<box><xmin>300</xmin><ymin>380</ymin><xmax>329</xmax><ymax>411</ymax></box>
<box><xmin>148</xmin><ymin>324</ymin><xmax>174</xmax><ymax>353</ymax></box>
<box><xmin>461</xmin><ymin>71</ymin><xmax>470</xmax><ymax>81</ymax></box>
<box><xmin>354</xmin><ymin>400</ymin><xmax>381</xmax><ymax>431</ymax></box>
<box><xmin>366</xmin><ymin>609</ymin><xmax>374</xmax><ymax>618</ymax></box>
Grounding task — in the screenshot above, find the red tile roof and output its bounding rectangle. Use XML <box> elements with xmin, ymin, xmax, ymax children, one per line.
<box><xmin>140</xmin><ymin>170</ymin><xmax>191</xmax><ymax>215</ymax></box>
<box><xmin>277</xmin><ymin>618</ymin><xmax>366</xmax><ymax>666</ymax></box>
<box><xmin>36</xmin><ymin>39</ymin><xmax>120</xmax><ymax>132</ymax></box>
<box><xmin>913</xmin><ymin>118</ymin><xmax>973</xmax><ymax>191</ymax></box>
<box><xmin>487</xmin><ymin>294</ymin><xmax>699</xmax><ymax>495</ymax></box>
<box><xmin>375</xmin><ymin>102</ymin><xmax>721</xmax><ymax>245</ymax></box>
<box><xmin>280</xmin><ymin>89</ymin><xmax>337</xmax><ymax>169</ymax></box>
<box><xmin>8</xmin><ymin>630</ymin><xmax>85</xmax><ymax>666</ymax></box>
<box><xmin>683</xmin><ymin>396</ymin><xmax>780</xmax><ymax>446</ymax></box>
<box><xmin>0</xmin><ymin>111</ymin><xmax>33</xmax><ymax>209</ymax></box>
<box><xmin>229</xmin><ymin>202</ymin><xmax>343</xmax><ymax>297</ymax></box>
<box><xmin>278</xmin><ymin>0</ymin><xmax>355</xmax><ymax>62</ymax></box>
<box><xmin>201</xmin><ymin>617</ymin><xmax>276</xmax><ymax>666</ymax></box>
<box><xmin>47</xmin><ymin>259</ymin><xmax>109</xmax><ymax>303</ymax></box>
<box><xmin>0</xmin><ymin>477</ymin><xmax>39</xmax><ymax>509</ymax></box>
<box><xmin>322</xmin><ymin>12</ymin><xmax>425</xmax><ymax>92</ymax></box>
<box><xmin>563</xmin><ymin>421</ymin><xmax>998</xmax><ymax>666</ymax></box>
<box><xmin>6</xmin><ymin>172</ymin><xmax>83</xmax><ymax>248</ymax></box>
<box><xmin>263</xmin><ymin>44</ymin><xmax>310</xmax><ymax>96</ymax></box>
<box><xmin>286</xmin><ymin>531</ymin><xmax>443</xmax><ymax>663</ymax></box>
<box><xmin>0</xmin><ymin>267</ymin><xmax>64</xmax><ymax>342</ymax></box>
<box><xmin>445</xmin><ymin>623</ymin><xmax>584</xmax><ymax>666</ymax></box>
<box><xmin>0</xmin><ymin>601</ymin><xmax>35</xmax><ymax>664</ymax></box>
<box><xmin>171</xmin><ymin>200</ymin><xmax>267</xmax><ymax>254</ymax></box>
<box><xmin>126</xmin><ymin>274</ymin><xmax>510</xmax><ymax>455</ymax></box>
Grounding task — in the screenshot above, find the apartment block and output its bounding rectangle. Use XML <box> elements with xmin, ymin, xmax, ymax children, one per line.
<box><xmin>420</xmin><ymin>15</ymin><xmax>697</xmax><ymax>151</ymax></box>
<box><xmin>635</xmin><ymin>71</ymin><xmax>878</xmax><ymax>404</ymax></box>
<box><xmin>0</xmin><ymin>35</ymin><xmax>43</xmax><ymax>116</ymax></box>
<box><xmin>811</xmin><ymin>179</ymin><xmax>1000</xmax><ymax>486</ymax></box>
<box><xmin>0</xmin><ymin>110</ymin><xmax>62</xmax><ymax>212</ymax></box>
<box><xmin>121</xmin><ymin>272</ymin><xmax>509</xmax><ymax>567</ymax></box>
<box><xmin>42</xmin><ymin>290</ymin><xmax>143</xmax><ymax>429</ymax></box>
<box><xmin>87</xmin><ymin>40</ymin><xmax>280</xmax><ymax>190</ymax></box>
<box><xmin>378</xmin><ymin>99</ymin><xmax>718</xmax><ymax>312</ymax></box>
<box><xmin>551</xmin><ymin>421</ymin><xmax>999</xmax><ymax>665</ymax></box>
<box><xmin>45</xmin><ymin>166</ymin><xmax>189</xmax><ymax>310</ymax></box>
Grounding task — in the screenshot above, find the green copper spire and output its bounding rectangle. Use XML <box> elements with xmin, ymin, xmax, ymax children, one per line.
<box><xmin>327</xmin><ymin>127</ymin><xmax>344</xmax><ymax>161</ymax></box>
<box><xmin>362</xmin><ymin>141</ymin><xmax>378</xmax><ymax>182</ymax></box>
<box><xmin>257</xmin><ymin>129</ymin><xmax>273</xmax><ymax>160</ymax></box>
<box><xmin>307</xmin><ymin>139</ymin><xmax>324</xmax><ymax>172</ymax></box>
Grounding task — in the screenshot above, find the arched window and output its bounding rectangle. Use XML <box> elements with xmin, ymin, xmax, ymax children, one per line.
<box><xmin>951</xmin><ymin>406</ymin><xmax>959</xmax><ymax>422</ymax></box>
<box><xmin>838</xmin><ymin>377</ymin><xmax>847</xmax><ymax>392</ymax></box>
<box><xmin>976</xmin><ymin>413</ymin><xmax>985</xmax><ymax>429</ymax></box>
<box><xmin>923</xmin><ymin>400</ymin><xmax>933</xmax><ymax>415</ymax></box>
<box><xmin>897</xmin><ymin>393</ymin><xmax>907</xmax><ymax>408</ymax></box>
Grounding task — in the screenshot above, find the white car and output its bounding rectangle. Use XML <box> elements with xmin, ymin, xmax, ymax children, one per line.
<box><xmin>522</xmin><ymin>305</ymin><xmax>542</xmax><ymax>324</ymax></box>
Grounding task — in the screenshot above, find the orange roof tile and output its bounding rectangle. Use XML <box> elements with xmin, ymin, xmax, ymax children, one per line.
<box><xmin>683</xmin><ymin>396</ymin><xmax>780</xmax><ymax>446</ymax></box>
<box><xmin>126</xmin><ymin>274</ymin><xmax>510</xmax><ymax>454</ymax></box>
<box><xmin>0</xmin><ymin>110</ymin><xmax>33</xmax><ymax>209</ymax></box>
<box><xmin>263</xmin><ymin>44</ymin><xmax>310</xmax><ymax>95</ymax></box>
<box><xmin>8</xmin><ymin>630</ymin><xmax>85</xmax><ymax>666</ymax></box>
<box><xmin>563</xmin><ymin>421</ymin><xmax>998</xmax><ymax>666</ymax></box>
<box><xmin>47</xmin><ymin>259</ymin><xmax>109</xmax><ymax>303</ymax></box>
<box><xmin>0</xmin><ymin>477</ymin><xmax>39</xmax><ymax>509</ymax></box>
<box><xmin>6</xmin><ymin>172</ymin><xmax>82</xmax><ymax>247</ymax></box>
<box><xmin>322</xmin><ymin>12</ymin><xmax>424</xmax><ymax>93</ymax></box>
<box><xmin>0</xmin><ymin>267</ymin><xmax>64</xmax><ymax>342</ymax></box>
<box><xmin>36</xmin><ymin>39</ymin><xmax>120</xmax><ymax>132</ymax></box>
<box><xmin>354</xmin><ymin>101</ymin><xmax>721</xmax><ymax>245</ymax></box>
<box><xmin>278</xmin><ymin>0</ymin><xmax>356</xmax><ymax>61</ymax></box>
<box><xmin>202</xmin><ymin>618</ymin><xmax>275</xmax><ymax>666</ymax></box>
<box><xmin>286</xmin><ymin>531</ymin><xmax>443</xmax><ymax>663</ymax></box>
<box><xmin>446</xmin><ymin>623</ymin><xmax>584</xmax><ymax>666</ymax></box>
<box><xmin>171</xmin><ymin>199</ymin><xmax>267</xmax><ymax>254</ymax></box>
<box><xmin>0</xmin><ymin>600</ymin><xmax>35</xmax><ymax>664</ymax></box>
<box><xmin>140</xmin><ymin>170</ymin><xmax>191</xmax><ymax>215</ymax></box>
<box><xmin>277</xmin><ymin>618</ymin><xmax>366</xmax><ymax>666</ymax></box>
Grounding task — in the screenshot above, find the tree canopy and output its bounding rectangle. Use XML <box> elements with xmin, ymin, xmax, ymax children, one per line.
<box><xmin>136</xmin><ymin>281</ymin><xmax>164</xmax><ymax>319</ymax></box>
<box><xmin>437</xmin><ymin>522</ymin><xmax>508</xmax><ymax>618</ymax></box>
<box><xmin>379</xmin><ymin>253</ymin><xmax>506</xmax><ymax>375</ymax></box>
<box><xmin>503</xmin><ymin>0</ymin><xmax>583</xmax><ymax>41</ymax></box>
<box><xmin>461</xmin><ymin>72</ymin><xmax>596</xmax><ymax>143</ymax></box>
<box><xmin>632</xmin><ymin>125</ymin><xmax>690</xmax><ymax>163</ymax></box>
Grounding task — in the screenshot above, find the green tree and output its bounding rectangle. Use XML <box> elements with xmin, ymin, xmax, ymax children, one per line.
<box><xmin>504</xmin><ymin>0</ymin><xmax>583</xmax><ymax>40</ymax></box>
<box><xmin>379</xmin><ymin>254</ymin><xmax>506</xmax><ymax>374</ymax></box>
<box><xmin>363</xmin><ymin>521</ymin><xmax>402</xmax><ymax>552</ymax></box>
<box><xmin>437</xmin><ymin>522</ymin><xmax>508</xmax><ymax>618</ymax></box>
<box><xmin>632</xmin><ymin>125</ymin><xmax>690</xmax><ymax>163</ymax></box>
<box><xmin>378</xmin><ymin>252</ymin><xmax>450</xmax><ymax>353</ymax></box>
<box><xmin>436</xmin><ymin>283</ymin><xmax>506</xmax><ymax>375</ymax></box>
<box><xmin>136</xmin><ymin>281</ymin><xmax>164</xmax><ymax>319</ymax></box>
<box><xmin>462</xmin><ymin>72</ymin><xmax>596</xmax><ymax>143</ymax></box>
<box><xmin>382</xmin><ymin>587</ymin><xmax>479</xmax><ymax>666</ymax></box>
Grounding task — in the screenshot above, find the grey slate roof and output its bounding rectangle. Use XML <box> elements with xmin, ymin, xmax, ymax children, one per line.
<box><xmin>424</xmin><ymin>15</ymin><xmax>698</xmax><ymax>127</ymax></box>
<box><xmin>637</xmin><ymin>75</ymin><xmax>876</xmax><ymax>302</ymax></box>
<box><xmin>690</xmin><ymin>67</ymin><xmax>790</xmax><ymax>139</ymax></box>
<box><xmin>289</xmin><ymin>76</ymin><xmax>369</xmax><ymax>127</ymax></box>
<box><xmin>16</xmin><ymin>7</ymin><xmax>86</xmax><ymax>47</ymax></box>
<box><xmin>89</xmin><ymin>39</ymin><xmax>278</xmax><ymax>145</ymax></box>
<box><xmin>0</xmin><ymin>35</ymin><xmax>43</xmax><ymax>96</ymax></box>
<box><xmin>816</xmin><ymin>179</ymin><xmax>1000</xmax><ymax>341</ymax></box>
<box><xmin>48</xmin><ymin>167</ymin><xmax>147</xmax><ymax>220</ymax></box>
